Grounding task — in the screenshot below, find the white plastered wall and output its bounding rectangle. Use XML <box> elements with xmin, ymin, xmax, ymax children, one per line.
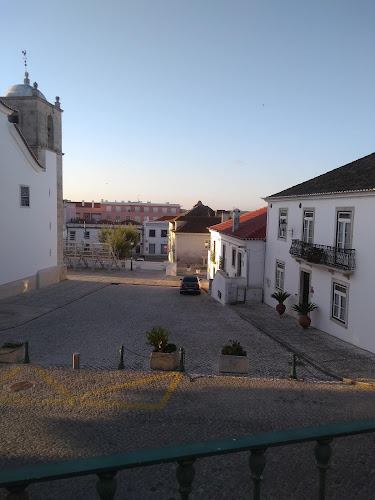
<box><xmin>0</xmin><ymin>112</ymin><xmax>58</xmax><ymax>289</ymax></box>
<box><xmin>264</xmin><ymin>194</ymin><xmax>375</xmax><ymax>353</ymax></box>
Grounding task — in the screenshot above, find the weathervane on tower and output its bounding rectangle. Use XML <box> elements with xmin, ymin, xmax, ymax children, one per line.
<box><xmin>22</xmin><ymin>50</ymin><xmax>27</xmax><ymax>69</ymax></box>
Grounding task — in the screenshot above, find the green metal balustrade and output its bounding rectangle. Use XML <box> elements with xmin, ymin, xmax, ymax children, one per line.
<box><xmin>1</xmin><ymin>418</ymin><xmax>375</xmax><ymax>499</ymax></box>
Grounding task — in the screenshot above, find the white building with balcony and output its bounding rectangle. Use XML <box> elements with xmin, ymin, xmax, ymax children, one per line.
<box><xmin>263</xmin><ymin>152</ymin><xmax>375</xmax><ymax>353</ymax></box>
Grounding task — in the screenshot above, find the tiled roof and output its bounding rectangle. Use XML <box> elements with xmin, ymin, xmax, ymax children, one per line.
<box><xmin>209</xmin><ymin>207</ymin><xmax>267</xmax><ymax>240</ymax></box>
<box><xmin>175</xmin><ymin>200</ymin><xmax>215</xmax><ymax>218</ymax></box>
<box><xmin>174</xmin><ymin>216</ymin><xmax>221</xmax><ymax>234</ymax></box>
<box><xmin>267</xmin><ymin>153</ymin><xmax>375</xmax><ymax>198</ymax></box>
<box><xmin>155</xmin><ymin>215</ymin><xmax>176</xmax><ymax>221</ymax></box>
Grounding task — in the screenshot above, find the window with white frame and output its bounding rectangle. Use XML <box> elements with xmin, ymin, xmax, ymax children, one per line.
<box><xmin>275</xmin><ymin>261</ymin><xmax>285</xmax><ymax>290</ymax></box>
<box><xmin>134</xmin><ymin>216</ymin><xmax>140</xmax><ymax>222</ymax></box>
<box><xmin>135</xmin><ymin>206</ymin><xmax>140</xmax><ymax>212</ymax></box>
<box><xmin>303</xmin><ymin>210</ymin><xmax>314</xmax><ymax>243</ymax></box>
<box><xmin>144</xmin><ymin>207</ymin><xmax>149</xmax><ymax>212</ymax></box>
<box><xmin>171</xmin><ymin>207</ymin><xmax>177</xmax><ymax>213</ymax></box>
<box><xmin>106</xmin><ymin>215</ymin><xmax>111</xmax><ymax>220</ymax></box>
<box><xmin>278</xmin><ymin>209</ymin><xmax>288</xmax><ymax>239</ymax></box>
<box><xmin>153</xmin><ymin>207</ymin><xmax>158</xmax><ymax>213</ymax></box>
<box><xmin>162</xmin><ymin>207</ymin><xmax>167</xmax><ymax>213</ymax></box>
<box><xmin>116</xmin><ymin>206</ymin><xmax>121</xmax><ymax>212</ymax></box>
<box><xmin>115</xmin><ymin>215</ymin><xmax>120</xmax><ymax>222</ymax></box>
<box><xmin>125</xmin><ymin>215</ymin><xmax>130</xmax><ymax>220</ymax></box>
<box><xmin>336</xmin><ymin>210</ymin><xmax>352</xmax><ymax>249</ymax></box>
<box><xmin>149</xmin><ymin>244</ymin><xmax>155</xmax><ymax>254</ymax></box>
<box><xmin>20</xmin><ymin>185</ymin><xmax>30</xmax><ymax>207</ymax></box>
<box><xmin>106</xmin><ymin>206</ymin><xmax>111</xmax><ymax>212</ymax></box>
<box><xmin>204</xmin><ymin>240</ymin><xmax>210</xmax><ymax>249</ymax></box>
<box><xmin>332</xmin><ymin>282</ymin><xmax>348</xmax><ymax>324</ymax></box>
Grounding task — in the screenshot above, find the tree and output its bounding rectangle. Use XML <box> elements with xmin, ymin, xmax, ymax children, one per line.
<box><xmin>98</xmin><ymin>225</ymin><xmax>139</xmax><ymax>259</ymax></box>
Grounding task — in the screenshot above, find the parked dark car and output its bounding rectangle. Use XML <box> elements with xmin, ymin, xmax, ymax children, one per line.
<box><xmin>180</xmin><ymin>275</ymin><xmax>201</xmax><ymax>294</ymax></box>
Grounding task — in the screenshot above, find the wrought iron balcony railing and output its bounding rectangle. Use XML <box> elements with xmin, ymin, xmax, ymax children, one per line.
<box><xmin>1</xmin><ymin>418</ymin><xmax>375</xmax><ymax>499</ymax></box>
<box><xmin>290</xmin><ymin>239</ymin><xmax>355</xmax><ymax>271</ymax></box>
<box><xmin>210</xmin><ymin>250</ymin><xmax>216</xmax><ymax>263</ymax></box>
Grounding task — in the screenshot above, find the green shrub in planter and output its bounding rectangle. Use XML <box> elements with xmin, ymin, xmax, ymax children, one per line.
<box><xmin>2</xmin><ymin>342</ymin><xmax>23</xmax><ymax>349</ymax></box>
<box><xmin>221</xmin><ymin>340</ymin><xmax>247</xmax><ymax>356</ymax></box>
<box><xmin>146</xmin><ymin>326</ymin><xmax>171</xmax><ymax>352</ymax></box>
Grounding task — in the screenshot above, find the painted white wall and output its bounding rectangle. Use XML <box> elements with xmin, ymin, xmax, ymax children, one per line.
<box><xmin>0</xmin><ymin>108</ymin><xmax>57</xmax><ymax>286</ymax></box>
<box><xmin>143</xmin><ymin>220</ymin><xmax>169</xmax><ymax>257</ymax></box>
<box><xmin>173</xmin><ymin>233</ymin><xmax>210</xmax><ymax>266</ymax></box>
<box><xmin>208</xmin><ymin>230</ymin><xmax>265</xmax><ymax>304</ymax></box>
<box><xmin>264</xmin><ymin>193</ymin><xmax>375</xmax><ymax>353</ymax></box>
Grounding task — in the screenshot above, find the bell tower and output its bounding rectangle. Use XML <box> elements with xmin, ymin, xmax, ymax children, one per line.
<box><xmin>2</xmin><ymin>65</ymin><xmax>64</xmax><ymax>265</ymax></box>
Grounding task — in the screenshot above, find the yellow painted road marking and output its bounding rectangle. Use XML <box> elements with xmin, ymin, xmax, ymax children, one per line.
<box><xmin>80</xmin><ymin>372</ymin><xmax>176</xmax><ymax>400</ymax></box>
<box><xmin>33</xmin><ymin>366</ymin><xmax>74</xmax><ymax>399</ymax></box>
<box><xmin>0</xmin><ymin>367</ymin><xmax>182</xmax><ymax>410</ymax></box>
<box><xmin>0</xmin><ymin>366</ymin><xmax>22</xmax><ymax>383</ymax></box>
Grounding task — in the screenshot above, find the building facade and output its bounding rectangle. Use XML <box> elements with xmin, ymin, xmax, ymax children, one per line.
<box><xmin>168</xmin><ymin>201</ymin><xmax>221</xmax><ymax>269</ymax></box>
<box><xmin>67</xmin><ymin>200</ymin><xmax>181</xmax><ymax>224</ymax></box>
<box><xmin>263</xmin><ymin>152</ymin><xmax>375</xmax><ymax>353</ymax></box>
<box><xmin>208</xmin><ymin>207</ymin><xmax>267</xmax><ymax>304</ymax></box>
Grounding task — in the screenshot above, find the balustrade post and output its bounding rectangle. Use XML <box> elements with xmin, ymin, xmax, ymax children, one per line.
<box><xmin>6</xmin><ymin>484</ymin><xmax>29</xmax><ymax>500</ymax></box>
<box><xmin>176</xmin><ymin>458</ymin><xmax>196</xmax><ymax>500</ymax></box>
<box><xmin>249</xmin><ymin>447</ymin><xmax>267</xmax><ymax>500</ymax></box>
<box><xmin>96</xmin><ymin>470</ymin><xmax>117</xmax><ymax>500</ymax></box>
<box><xmin>315</xmin><ymin>438</ymin><xmax>332</xmax><ymax>500</ymax></box>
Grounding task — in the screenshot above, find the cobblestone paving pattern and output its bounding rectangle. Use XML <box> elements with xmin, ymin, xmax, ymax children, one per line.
<box><xmin>2</xmin><ymin>284</ymin><xmax>335</xmax><ymax>382</ymax></box>
<box><xmin>1</xmin><ymin>367</ymin><xmax>375</xmax><ymax>499</ymax></box>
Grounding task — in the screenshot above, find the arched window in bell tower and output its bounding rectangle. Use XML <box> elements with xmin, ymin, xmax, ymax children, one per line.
<box><xmin>47</xmin><ymin>115</ymin><xmax>54</xmax><ymax>150</ymax></box>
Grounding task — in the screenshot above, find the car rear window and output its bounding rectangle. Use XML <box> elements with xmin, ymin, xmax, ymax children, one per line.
<box><xmin>183</xmin><ymin>276</ymin><xmax>198</xmax><ymax>282</ymax></box>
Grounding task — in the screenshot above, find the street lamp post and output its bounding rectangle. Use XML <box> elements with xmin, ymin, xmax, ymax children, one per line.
<box><xmin>130</xmin><ymin>241</ymin><xmax>134</xmax><ymax>271</ymax></box>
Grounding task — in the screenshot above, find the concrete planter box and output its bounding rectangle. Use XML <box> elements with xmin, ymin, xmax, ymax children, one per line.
<box><xmin>219</xmin><ymin>354</ymin><xmax>249</xmax><ymax>374</ymax></box>
<box><xmin>0</xmin><ymin>344</ymin><xmax>25</xmax><ymax>364</ymax></box>
<box><xmin>150</xmin><ymin>350</ymin><xmax>179</xmax><ymax>371</ymax></box>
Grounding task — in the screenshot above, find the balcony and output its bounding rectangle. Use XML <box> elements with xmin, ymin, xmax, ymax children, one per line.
<box><xmin>290</xmin><ymin>240</ymin><xmax>355</xmax><ymax>272</ymax></box>
<box><xmin>1</xmin><ymin>418</ymin><xmax>375</xmax><ymax>499</ymax></box>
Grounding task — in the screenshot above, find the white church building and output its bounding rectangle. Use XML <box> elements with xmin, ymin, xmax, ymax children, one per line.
<box><xmin>0</xmin><ymin>72</ymin><xmax>66</xmax><ymax>298</ymax></box>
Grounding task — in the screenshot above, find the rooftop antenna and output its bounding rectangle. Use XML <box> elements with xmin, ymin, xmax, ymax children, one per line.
<box><xmin>22</xmin><ymin>50</ymin><xmax>27</xmax><ymax>69</ymax></box>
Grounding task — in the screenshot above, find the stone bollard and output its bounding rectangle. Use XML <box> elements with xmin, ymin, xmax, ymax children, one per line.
<box><xmin>73</xmin><ymin>353</ymin><xmax>80</xmax><ymax>370</ymax></box>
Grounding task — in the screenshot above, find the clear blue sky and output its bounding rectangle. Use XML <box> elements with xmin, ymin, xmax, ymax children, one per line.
<box><xmin>2</xmin><ymin>0</ymin><xmax>374</xmax><ymax>211</ymax></box>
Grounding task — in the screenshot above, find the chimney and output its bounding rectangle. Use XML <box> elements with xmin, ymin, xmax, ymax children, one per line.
<box><xmin>81</xmin><ymin>200</ymin><xmax>85</xmax><ymax>207</ymax></box>
<box><xmin>233</xmin><ymin>209</ymin><xmax>240</xmax><ymax>232</ymax></box>
<box><xmin>92</xmin><ymin>200</ymin><xmax>95</xmax><ymax>208</ymax></box>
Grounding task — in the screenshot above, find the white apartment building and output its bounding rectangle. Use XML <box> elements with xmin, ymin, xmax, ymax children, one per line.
<box><xmin>263</xmin><ymin>152</ymin><xmax>375</xmax><ymax>354</ymax></box>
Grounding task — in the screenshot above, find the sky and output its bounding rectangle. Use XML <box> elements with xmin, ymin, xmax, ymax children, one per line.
<box><xmin>2</xmin><ymin>0</ymin><xmax>374</xmax><ymax>211</ymax></box>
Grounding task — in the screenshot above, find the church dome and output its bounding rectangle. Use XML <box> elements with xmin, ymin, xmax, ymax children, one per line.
<box><xmin>4</xmin><ymin>72</ymin><xmax>46</xmax><ymax>100</ymax></box>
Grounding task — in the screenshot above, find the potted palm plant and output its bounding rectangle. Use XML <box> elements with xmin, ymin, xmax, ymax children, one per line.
<box><xmin>292</xmin><ymin>302</ymin><xmax>318</xmax><ymax>329</ymax></box>
<box><xmin>271</xmin><ymin>291</ymin><xmax>291</xmax><ymax>316</ymax></box>
<box><xmin>146</xmin><ymin>326</ymin><xmax>178</xmax><ymax>371</ymax></box>
<box><xmin>219</xmin><ymin>340</ymin><xmax>249</xmax><ymax>374</ymax></box>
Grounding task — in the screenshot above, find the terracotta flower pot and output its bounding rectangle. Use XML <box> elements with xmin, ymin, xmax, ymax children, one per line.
<box><xmin>276</xmin><ymin>303</ymin><xmax>286</xmax><ymax>316</ymax></box>
<box><xmin>299</xmin><ymin>315</ymin><xmax>311</xmax><ymax>329</ymax></box>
